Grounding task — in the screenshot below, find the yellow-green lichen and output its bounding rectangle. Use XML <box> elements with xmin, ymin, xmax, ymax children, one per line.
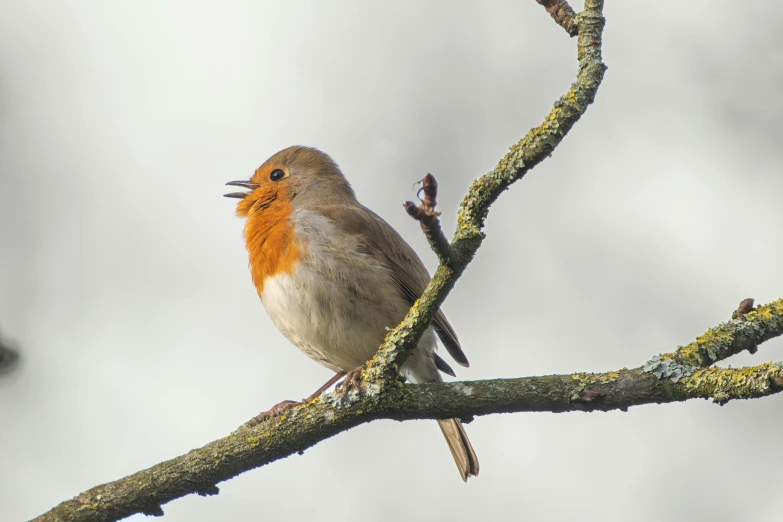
<box><xmin>672</xmin><ymin>325</ymin><xmax>734</xmax><ymax>366</ymax></box>
<box><xmin>569</xmin><ymin>371</ymin><xmax>621</xmax><ymax>401</ymax></box>
<box><xmin>683</xmin><ymin>363</ymin><xmax>783</xmax><ymax>404</ymax></box>
<box><xmin>571</xmin><ymin>371</ymin><xmax>620</xmax><ymax>387</ymax></box>
<box><xmin>663</xmin><ymin>298</ymin><xmax>783</xmax><ymax>370</ymax></box>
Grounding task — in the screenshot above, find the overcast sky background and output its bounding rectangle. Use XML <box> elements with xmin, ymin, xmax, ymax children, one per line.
<box><xmin>2</xmin><ymin>1</ymin><xmax>783</xmax><ymax>521</ymax></box>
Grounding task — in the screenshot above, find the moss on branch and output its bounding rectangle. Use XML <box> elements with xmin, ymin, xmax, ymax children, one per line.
<box><xmin>34</xmin><ymin>1</ymin><xmax>606</xmax><ymax>520</ymax></box>
<box><xmin>670</xmin><ymin>299</ymin><xmax>783</xmax><ymax>367</ymax></box>
<box><xmin>35</xmin><ymin>297</ymin><xmax>783</xmax><ymax>522</ymax></box>
<box><xmin>36</xmin><ymin>360</ymin><xmax>783</xmax><ymax>522</ymax></box>
<box><xmin>365</xmin><ymin>0</ymin><xmax>607</xmax><ymax>380</ymax></box>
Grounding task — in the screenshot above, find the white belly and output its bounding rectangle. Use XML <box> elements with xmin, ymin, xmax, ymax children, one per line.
<box><xmin>258</xmin><ymin>209</ymin><xmax>440</xmax><ymax>382</ymax></box>
<box><xmin>261</xmin><ymin>264</ymin><xmax>406</xmax><ymax>373</ymax></box>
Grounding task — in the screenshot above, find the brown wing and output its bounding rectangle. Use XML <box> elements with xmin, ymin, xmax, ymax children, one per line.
<box><xmin>313</xmin><ymin>204</ymin><xmax>469</xmax><ymax>368</ymax></box>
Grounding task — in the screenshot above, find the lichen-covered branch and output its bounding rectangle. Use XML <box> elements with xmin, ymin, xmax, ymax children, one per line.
<box><xmin>408</xmin><ymin>361</ymin><xmax>783</xmax><ymax>416</ymax></box>
<box><xmin>26</xmin><ymin>0</ymin><xmax>782</xmax><ymax>518</ymax></box>
<box><xmin>642</xmin><ymin>299</ymin><xmax>783</xmax><ymax>383</ymax></box>
<box><xmin>365</xmin><ymin>0</ymin><xmax>606</xmax><ymax>381</ymax></box>
<box><xmin>34</xmin><ymin>298</ymin><xmax>783</xmax><ymax>522</ymax></box>
<box><xmin>33</xmin><ymin>2</ymin><xmax>613</xmax><ymax>520</ymax></box>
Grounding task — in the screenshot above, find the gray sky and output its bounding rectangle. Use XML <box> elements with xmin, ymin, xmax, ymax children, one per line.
<box><xmin>2</xmin><ymin>1</ymin><xmax>783</xmax><ymax>521</ymax></box>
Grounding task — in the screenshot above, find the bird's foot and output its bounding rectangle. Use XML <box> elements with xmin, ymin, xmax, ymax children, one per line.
<box><xmin>249</xmin><ymin>399</ymin><xmax>301</xmax><ymax>425</ymax></box>
<box><xmin>248</xmin><ymin>372</ymin><xmax>348</xmax><ymax>426</ymax></box>
<box><xmin>336</xmin><ymin>364</ymin><xmax>367</xmax><ymax>397</ymax></box>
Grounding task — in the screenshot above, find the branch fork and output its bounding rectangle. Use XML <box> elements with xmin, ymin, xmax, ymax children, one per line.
<box><xmin>39</xmin><ymin>4</ymin><xmax>783</xmax><ymax>522</ymax></box>
<box><xmin>36</xmin><ymin>1</ymin><xmax>610</xmax><ymax>518</ymax></box>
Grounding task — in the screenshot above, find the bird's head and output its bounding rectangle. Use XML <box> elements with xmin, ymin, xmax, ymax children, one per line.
<box><xmin>225</xmin><ymin>145</ymin><xmax>355</xmax><ymax>218</ymax></box>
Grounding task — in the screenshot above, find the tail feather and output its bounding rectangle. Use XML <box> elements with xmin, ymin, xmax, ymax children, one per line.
<box><xmin>437</xmin><ymin>418</ymin><xmax>479</xmax><ymax>482</ymax></box>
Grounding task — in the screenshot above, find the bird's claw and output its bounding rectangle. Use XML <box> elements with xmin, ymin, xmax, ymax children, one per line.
<box><xmin>336</xmin><ymin>365</ymin><xmax>367</xmax><ymax>397</ymax></box>
<box><xmin>249</xmin><ymin>399</ymin><xmax>301</xmax><ymax>425</ymax></box>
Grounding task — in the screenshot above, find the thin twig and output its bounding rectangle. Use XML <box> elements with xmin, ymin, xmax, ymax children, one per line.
<box><xmin>537</xmin><ymin>0</ymin><xmax>579</xmax><ymax>36</ymax></box>
<box><xmin>650</xmin><ymin>297</ymin><xmax>777</xmax><ymax>369</ymax></box>
<box><xmin>366</xmin><ymin>0</ymin><xmax>607</xmax><ymax>377</ymax></box>
<box><xmin>404</xmin><ymin>173</ymin><xmax>452</xmax><ymax>262</ymax></box>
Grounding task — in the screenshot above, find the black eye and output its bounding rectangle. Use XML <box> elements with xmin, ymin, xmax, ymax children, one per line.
<box><xmin>270</xmin><ymin>169</ymin><xmax>286</xmax><ymax>182</ymax></box>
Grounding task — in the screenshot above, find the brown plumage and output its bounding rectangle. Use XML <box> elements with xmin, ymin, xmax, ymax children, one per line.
<box><xmin>226</xmin><ymin>145</ymin><xmax>478</xmax><ymax>481</ymax></box>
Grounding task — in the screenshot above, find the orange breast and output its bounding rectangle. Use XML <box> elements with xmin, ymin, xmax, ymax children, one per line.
<box><xmin>244</xmin><ymin>196</ymin><xmax>303</xmax><ymax>296</ymax></box>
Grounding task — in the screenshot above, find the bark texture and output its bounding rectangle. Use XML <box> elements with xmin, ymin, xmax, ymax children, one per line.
<box><xmin>35</xmin><ymin>299</ymin><xmax>783</xmax><ymax>522</ymax></box>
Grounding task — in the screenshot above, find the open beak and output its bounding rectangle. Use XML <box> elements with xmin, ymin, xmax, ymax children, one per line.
<box><xmin>224</xmin><ymin>180</ymin><xmax>259</xmax><ymax>199</ymax></box>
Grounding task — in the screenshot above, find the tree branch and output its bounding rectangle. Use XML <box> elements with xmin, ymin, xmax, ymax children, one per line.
<box><xmin>34</xmin><ymin>1</ymin><xmax>613</xmax><ymax>519</ymax></box>
<box><xmin>33</xmin><ymin>0</ymin><xmax>782</xmax><ymax>517</ymax></box>
<box><xmin>32</xmin><ymin>1</ymin><xmax>780</xmax><ymax>519</ymax></box>
<box><xmin>364</xmin><ymin>0</ymin><xmax>606</xmax><ymax>381</ymax></box>
<box><xmin>642</xmin><ymin>298</ymin><xmax>783</xmax><ymax>383</ymax></box>
<box><xmin>35</xmin><ymin>298</ymin><xmax>783</xmax><ymax>522</ymax></box>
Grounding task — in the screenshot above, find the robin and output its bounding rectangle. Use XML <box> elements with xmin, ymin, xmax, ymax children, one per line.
<box><xmin>225</xmin><ymin>145</ymin><xmax>479</xmax><ymax>481</ymax></box>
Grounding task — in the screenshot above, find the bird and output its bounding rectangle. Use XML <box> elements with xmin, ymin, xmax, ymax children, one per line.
<box><xmin>225</xmin><ymin>145</ymin><xmax>479</xmax><ymax>481</ymax></box>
